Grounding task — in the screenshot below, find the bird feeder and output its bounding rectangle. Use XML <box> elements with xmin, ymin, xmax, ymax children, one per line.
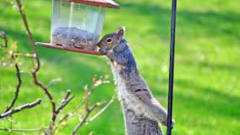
<box><xmin>38</xmin><ymin>0</ymin><xmax>119</xmax><ymax>55</ymax></box>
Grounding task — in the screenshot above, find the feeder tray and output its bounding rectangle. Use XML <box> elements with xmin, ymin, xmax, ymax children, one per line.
<box><xmin>37</xmin><ymin>42</ymin><xmax>102</xmax><ymax>55</ymax></box>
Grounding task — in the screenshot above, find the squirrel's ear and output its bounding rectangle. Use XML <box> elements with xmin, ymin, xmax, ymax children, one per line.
<box><xmin>117</xmin><ymin>26</ymin><xmax>125</xmax><ymax>38</ymax></box>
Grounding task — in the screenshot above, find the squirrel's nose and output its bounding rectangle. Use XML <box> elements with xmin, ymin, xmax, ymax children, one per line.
<box><xmin>96</xmin><ymin>42</ymin><xmax>101</xmax><ymax>47</ymax></box>
<box><xmin>99</xmin><ymin>48</ymin><xmax>107</xmax><ymax>55</ymax></box>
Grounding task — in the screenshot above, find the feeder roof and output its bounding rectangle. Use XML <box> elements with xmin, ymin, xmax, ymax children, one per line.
<box><xmin>67</xmin><ymin>0</ymin><xmax>120</xmax><ymax>8</ymax></box>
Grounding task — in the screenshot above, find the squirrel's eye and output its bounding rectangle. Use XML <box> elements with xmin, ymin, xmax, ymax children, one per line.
<box><xmin>106</xmin><ymin>38</ymin><xmax>112</xmax><ymax>43</ymax></box>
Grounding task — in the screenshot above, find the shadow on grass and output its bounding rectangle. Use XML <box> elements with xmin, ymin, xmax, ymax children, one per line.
<box><xmin>175</xmin><ymin>79</ymin><xmax>240</xmax><ymax>119</ymax></box>
<box><xmin>179</xmin><ymin>59</ymin><xmax>240</xmax><ymax>72</ymax></box>
<box><xmin>119</xmin><ymin>2</ymin><xmax>240</xmax><ymax>40</ymax></box>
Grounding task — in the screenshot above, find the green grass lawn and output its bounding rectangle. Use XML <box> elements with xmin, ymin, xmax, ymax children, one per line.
<box><xmin>0</xmin><ymin>0</ymin><xmax>240</xmax><ymax>135</ymax></box>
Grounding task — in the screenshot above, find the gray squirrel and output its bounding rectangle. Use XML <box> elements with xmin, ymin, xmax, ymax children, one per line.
<box><xmin>97</xmin><ymin>27</ymin><xmax>174</xmax><ymax>135</ymax></box>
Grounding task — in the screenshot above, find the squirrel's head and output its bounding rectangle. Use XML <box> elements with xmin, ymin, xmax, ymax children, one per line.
<box><xmin>97</xmin><ymin>27</ymin><xmax>126</xmax><ymax>55</ymax></box>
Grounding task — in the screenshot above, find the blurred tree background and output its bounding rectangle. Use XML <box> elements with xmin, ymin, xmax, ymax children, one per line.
<box><xmin>0</xmin><ymin>0</ymin><xmax>240</xmax><ymax>135</ymax></box>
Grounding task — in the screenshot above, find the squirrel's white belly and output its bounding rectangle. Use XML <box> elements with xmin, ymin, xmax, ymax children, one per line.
<box><xmin>117</xmin><ymin>83</ymin><xmax>162</xmax><ymax>123</ymax></box>
<box><xmin>117</xmin><ymin>84</ymin><xmax>147</xmax><ymax>116</ymax></box>
<box><xmin>111</xmin><ymin>65</ymin><xmax>147</xmax><ymax>116</ymax></box>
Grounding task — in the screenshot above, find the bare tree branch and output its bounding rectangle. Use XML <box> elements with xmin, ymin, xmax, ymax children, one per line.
<box><xmin>0</xmin><ymin>99</ymin><xmax>41</xmax><ymax>119</ymax></box>
<box><xmin>0</xmin><ymin>33</ymin><xmax>21</xmax><ymax>113</ymax></box>
<box><xmin>14</xmin><ymin>0</ymin><xmax>53</xmax><ymax>106</ymax></box>
<box><xmin>15</xmin><ymin>0</ymin><xmax>56</xmax><ymax>111</ymax></box>
<box><xmin>14</xmin><ymin>1</ymin><xmax>66</xmax><ymax>134</ymax></box>
<box><xmin>4</xmin><ymin>56</ymin><xmax>22</xmax><ymax>113</ymax></box>
<box><xmin>0</xmin><ymin>32</ymin><xmax>40</xmax><ymax>121</ymax></box>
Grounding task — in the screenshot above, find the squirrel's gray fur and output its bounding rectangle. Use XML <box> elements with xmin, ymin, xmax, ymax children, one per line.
<box><xmin>97</xmin><ymin>27</ymin><xmax>173</xmax><ymax>135</ymax></box>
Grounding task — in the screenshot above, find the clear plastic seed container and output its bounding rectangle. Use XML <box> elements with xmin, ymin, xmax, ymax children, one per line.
<box><xmin>51</xmin><ymin>0</ymin><xmax>119</xmax><ymax>51</ymax></box>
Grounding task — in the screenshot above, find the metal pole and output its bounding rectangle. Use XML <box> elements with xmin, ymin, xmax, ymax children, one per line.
<box><xmin>167</xmin><ymin>0</ymin><xmax>177</xmax><ymax>135</ymax></box>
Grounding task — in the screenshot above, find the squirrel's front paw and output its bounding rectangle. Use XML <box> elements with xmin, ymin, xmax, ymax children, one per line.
<box><xmin>163</xmin><ymin>119</ymin><xmax>175</xmax><ymax>129</ymax></box>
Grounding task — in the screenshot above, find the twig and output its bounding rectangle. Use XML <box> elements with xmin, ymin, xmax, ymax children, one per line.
<box><xmin>46</xmin><ymin>90</ymin><xmax>74</xmax><ymax>135</ymax></box>
<box><xmin>57</xmin><ymin>113</ymin><xmax>71</xmax><ymax>126</ymax></box>
<box><xmin>12</xmin><ymin>52</ymin><xmax>36</xmax><ymax>58</ymax></box>
<box><xmin>0</xmin><ymin>127</ymin><xmax>45</xmax><ymax>133</ymax></box>
<box><xmin>0</xmin><ymin>31</ymin><xmax>7</xmax><ymax>48</ymax></box>
<box><xmin>57</xmin><ymin>98</ymin><xmax>85</xmax><ymax>126</ymax></box>
<box><xmin>4</xmin><ymin>56</ymin><xmax>22</xmax><ymax>112</ymax></box>
<box><xmin>0</xmin><ymin>99</ymin><xmax>41</xmax><ymax>119</ymax></box>
<box><xmin>15</xmin><ymin>0</ymin><xmax>35</xmax><ymax>53</ymax></box>
<box><xmin>72</xmin><ymin>78</ymin><xmax>112</xmax><ymax>135</ymax></box>
<box><xmin>72</xmin><ymin>104</ymin><xmax>99</xmax><ymax>135</ymax></box>
<box><xmin>56</xmin><ymin>90</ymin><xmax>74</xmax><ymax>114</ymax></box>
<box><xmin>46</xmin><ymin>78</ymin><xmax>62</xmax><ymax>88</ymax></box>
<box><xmin>88</xmin><ymin>97</ymin><xmax>114</xmax><ymax>122</ymax></box>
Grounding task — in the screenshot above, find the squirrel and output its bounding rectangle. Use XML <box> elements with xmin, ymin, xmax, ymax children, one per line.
<box><xmin>97</xmin><ymin>27</ymin><xmax>174</xmax><ymax>134</ymax></box>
